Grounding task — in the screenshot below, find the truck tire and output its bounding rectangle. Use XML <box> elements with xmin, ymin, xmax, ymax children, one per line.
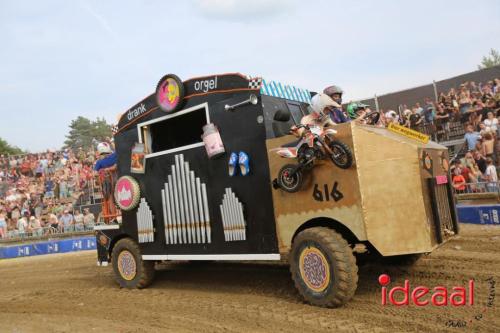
<box><xmin>290</xmin><ymin>227</ymin><xmax>358</xmax><ymax>307</ymax></box>
<box><xmin>112</xmin><ymin>238</ymin><xmax>155</xmax><ymax>289</ymax></box>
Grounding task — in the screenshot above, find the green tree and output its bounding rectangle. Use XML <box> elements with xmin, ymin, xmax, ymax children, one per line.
<box><xmin>64</xmin><ymin>116</ymin><xmax>112</xmax><ymax>150</ymax></box>
<box><xmin>0</xmin><ymin>137</ymin><xmax>24</xmax><ymax>155</ymax></box>
<box><xmin>478</xmin><ymin>48</ymin><xmax>500</xmax><ymax>69</ymax></box>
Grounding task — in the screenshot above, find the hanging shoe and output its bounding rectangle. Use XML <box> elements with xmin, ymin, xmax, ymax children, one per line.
<box><xmin>228</xmin><ymin>152</ymin><xmax>238</xmax><ymax>176</ymax></box>
<box><xmin>239</xmin><ymin>151</ymin><xmax>250</xmax><ymax>176</ymax></box>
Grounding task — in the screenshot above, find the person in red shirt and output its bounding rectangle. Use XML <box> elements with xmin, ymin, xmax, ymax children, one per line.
<box><xmin>452</xmin><ymin>168</ymin><xmax>467</xmax><ymax>193</ymax></box>
<box><xmin>455</xmin><ymin>160</ymin><xmax>471</xmax><ymax>183</ymax></box>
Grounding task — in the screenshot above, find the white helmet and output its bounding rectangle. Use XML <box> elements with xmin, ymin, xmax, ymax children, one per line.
<box><xmin>97</xmin><ymin>142</ymin><xmax>112</xmax><ymax>155</ymax></box>
<box><xmin>310</xmin><ymin>93</ymin><xmax>341</xmax><ymax>118</ymax></box>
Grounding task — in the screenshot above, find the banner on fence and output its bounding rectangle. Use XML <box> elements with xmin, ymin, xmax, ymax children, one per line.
<box><xmin>457</xmin><ymin>204</ymin><xmax>500</xmax><ymax>225</ymax></box>
<box><xmin>0</xmin><ymin>236</ymin><xmax>96</xmax><ymax>259</ymax></box>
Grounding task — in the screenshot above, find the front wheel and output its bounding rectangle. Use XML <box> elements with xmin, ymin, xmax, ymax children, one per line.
<box><xmin>328</xmin><ymin>140</ymin><xmax>353</xmax><ymax>169</ymax></box>
<box><xmin>290</xmin><ymin>227</ymin><xmax>358</xmax><ymax>307</ymax></box>
<box><xmin>277</xmin><ymin>164</ymin><xmax>303</xmax><ymax>193</ymax></box>
<box><xmin>112</xmin><ymin>238</ymin><xmax>155</xmax><ymax>288</ymax></box>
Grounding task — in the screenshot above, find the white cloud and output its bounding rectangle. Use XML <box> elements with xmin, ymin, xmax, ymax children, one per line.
<box><xmin>193</xmin><ymin>0</ymin><xmax>294</xmax><ymax>21</ymax></box>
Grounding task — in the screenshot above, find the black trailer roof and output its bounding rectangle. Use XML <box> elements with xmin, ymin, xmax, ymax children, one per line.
<box><xmin>115</xmin><ymin>73</ymin><xmax>312</xmax><ymax>135</ymax></box>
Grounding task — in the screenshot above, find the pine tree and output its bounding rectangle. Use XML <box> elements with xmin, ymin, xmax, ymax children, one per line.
<box><xmin>478</xmin><ymin>49</ymin><xmax>500</xmax><ymax>69</ymax></box>
<box><xmin>64</xmin><ymin>116</ymin><xmax>112</xmax><ymax>150</ymax></box>
<box><xmin>0</xmin><ymin>137</ymin><xmax>24</xmax><ymax>155</ymax></box>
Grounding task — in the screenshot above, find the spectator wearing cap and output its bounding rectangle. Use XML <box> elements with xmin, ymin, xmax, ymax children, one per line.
<box><xmin>59</xmin><ymin>210</ymin><xmax>74</xmax><ymax>233</ymax></box>
<box><xmin>423</xmin><ymin>98</ymin><xmax>436</xmax><ymax>125</ymax></box>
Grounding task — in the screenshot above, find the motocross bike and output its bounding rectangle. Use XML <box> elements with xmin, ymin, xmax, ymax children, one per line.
<box><xmin>271</xmin><ymin>124</ymin><xmax>353</xmax><ymax>193</ymax></box>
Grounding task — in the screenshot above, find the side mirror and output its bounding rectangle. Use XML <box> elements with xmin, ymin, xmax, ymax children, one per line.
<box><xmin>273</xmin><ymin>109</ymin><xmax>291</xmax><ymax>122</ymax></box>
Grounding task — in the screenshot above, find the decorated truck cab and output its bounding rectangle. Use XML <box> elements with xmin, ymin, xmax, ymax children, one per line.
<box><xmin>95</xmin><ymin>72</ymin><xmax>458</xmax><ymax>307</ymax></box>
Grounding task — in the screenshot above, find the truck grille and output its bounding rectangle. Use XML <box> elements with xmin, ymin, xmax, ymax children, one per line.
<box><xmin>428</xmin><ymin>178</ymin><xmax>459</xmax><ymax>243</ymax></box>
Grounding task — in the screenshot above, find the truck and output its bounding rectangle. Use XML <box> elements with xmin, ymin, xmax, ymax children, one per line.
<box><xmin>94</xmin><ymin>72</ymin><xmax>458</xmax><ymax>307</ymax></box>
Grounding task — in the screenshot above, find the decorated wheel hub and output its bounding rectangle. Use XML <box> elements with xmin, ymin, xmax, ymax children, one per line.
<box><xmin>299</xmin><ymin>246</ymin><xmax>330</xmax><ymax>293</ymax></box>
<box><xmin>117</xmin><ymin>250</ymin><xmax>137</xmax><ymax>281</ymax></box>
<box><xmin>114</xmin><ymin>176</ymin><xmax>141</xmax><ymax>211</ymax></box>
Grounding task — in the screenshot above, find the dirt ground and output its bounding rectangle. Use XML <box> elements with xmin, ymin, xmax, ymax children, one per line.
<box><xmin>0</xmin><ymin>223</ymin><xmax>499</xmax><ymax>333</ymax></box>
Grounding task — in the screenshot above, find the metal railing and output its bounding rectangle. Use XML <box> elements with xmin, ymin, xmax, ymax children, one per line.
<box><xmin>452</xmin><ymin>181</ymin><xmax>500</xmax><ymax>196</ymax></box>
<box><xmin>413</xmin><ymin>121</ymin><xmax>466</xmax><ymax>143</ymax></box>
<box><xmin>0</xmin><ymin>224</ymin><xmax>97</xmax><ymax>242</ymax></box>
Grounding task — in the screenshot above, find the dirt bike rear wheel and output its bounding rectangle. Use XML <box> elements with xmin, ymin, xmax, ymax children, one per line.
<box><xmin>328</xmin><ymin>140</ymin><xmax>353</xmax><ymax>169</ymax></box>
<box><xmin>277</xmin><ymin>164</ymin><xmax>303</xmax><ymax>193</ymax></box>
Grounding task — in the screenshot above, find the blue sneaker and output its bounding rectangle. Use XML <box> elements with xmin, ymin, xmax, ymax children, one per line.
<box><xmin>239</xmin><ymin>151</ymin><xmax>250</xmax><ymax>176</ymax></box>
<box><xmin>228</xmin><ymin>152</ymin><xmax>238</xmax><ymax>176</ymax></box>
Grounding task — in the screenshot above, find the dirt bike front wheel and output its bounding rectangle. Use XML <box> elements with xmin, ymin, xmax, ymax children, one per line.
<box><xmin>328</xmin><ymin>141</ymin><xmax>353</xmax><ymax>169</ymax></box>
<box><xmin>277</xmin><ymin>164</ymin><xmax>303</xmax><ymax>193</ymax></box>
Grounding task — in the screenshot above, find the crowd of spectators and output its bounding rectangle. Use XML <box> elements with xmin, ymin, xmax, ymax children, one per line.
<box><xmin>0</xmin><ymin>149</ymin><xmax>98</xmax><ymax>239</ymax></box>
<box><xmin>359</xmin><ymin>78</ymin><xmax>500</xmax><ymax>193</ymax></box>
<box><xmin>379</xmin><ymin>78</ymin><xmax>500</xmax><ymax>143</ymax></box>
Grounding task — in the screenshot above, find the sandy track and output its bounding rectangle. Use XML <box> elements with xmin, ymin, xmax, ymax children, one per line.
<box><xmin>0</xmin><ymin>224</ymin><xmax>499</xmax><ymax>333</ymax></box>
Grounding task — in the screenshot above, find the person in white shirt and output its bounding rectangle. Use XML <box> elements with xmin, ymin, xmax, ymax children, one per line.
<box><xmin>74</xmin><ymin>209</ymin><xmax>85</xmax><ymax>231</ymax></box>
<box><xmin>485</xmin><ymin>157</ymin><xmax>498</xmax><ymax>192</ymax></box>
<box><xmin>483</xmin><ymin>112</ymin><xmax>498</xmax><ymax>133</ymax></box>
<box><xmin>17</xmin><ymin>215</ymin><xmax>28</xmax><ymax>236</ymax></box>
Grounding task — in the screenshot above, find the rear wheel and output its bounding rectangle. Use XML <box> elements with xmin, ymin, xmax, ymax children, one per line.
<box><xmin>290</xmin><ymin>227</ymin><xmax>358</xmax><ymax>307</ymax></box>
<box><xmin>112</xmin><ymin>238</ymin><xmax>155</xmax><ymax>288</ymax></box>
<box><xmin>277</xmin><ymin>164</ymin><xmax>303</xmax><ymax>193</ymax></box>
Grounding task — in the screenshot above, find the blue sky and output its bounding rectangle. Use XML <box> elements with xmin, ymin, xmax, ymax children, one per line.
<box><xmin>1</xmin><ymin>0</ymin><xmax>499</xmax><ymax>151</ymax></box>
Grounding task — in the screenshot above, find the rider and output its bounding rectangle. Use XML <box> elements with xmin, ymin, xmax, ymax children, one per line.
<box><xmin>346</xmin><ymin>102</ymin><xmax>371</xmax><ymax>120</ymax></box>
<box><xmin>292</xmin><ymin>93</ymin><xmax>337</xmax><ymax>137</ymax></box>
<box><xmin>94</xmin><ymin>142</ymin><xmax>117</xmax><ymax>172</ymax></box>
<box><xmin>323</xmin><ymin>85</ymin><xmax>350</xmax><ymax>124</ymax></box>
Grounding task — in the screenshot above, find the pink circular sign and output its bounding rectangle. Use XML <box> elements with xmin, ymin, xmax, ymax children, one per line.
<box><xmin>114</xmin><ymin>176</ymin><xmax>140</xmax><ymax>210</ymax></box>
<box><xmin>157</xmin><ymin>77</ymin><xmax>181</xmax><ymax>112</ymax></box>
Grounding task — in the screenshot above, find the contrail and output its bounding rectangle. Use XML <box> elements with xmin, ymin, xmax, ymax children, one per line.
<box><xmin>79</xmin><ymin>0</ymin><xmax>116</xmax><ymax>38</ymax></box>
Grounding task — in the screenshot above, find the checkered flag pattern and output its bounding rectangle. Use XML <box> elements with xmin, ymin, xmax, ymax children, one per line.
<box><xmin>111</xmin><ymin>124</ymin><xmax>119</xmax><ymax>135</ymax></box>
<box><xmin>248</xmin><ymin>77</ymin><xmax>262</xmax><ymax>89</ymax></box>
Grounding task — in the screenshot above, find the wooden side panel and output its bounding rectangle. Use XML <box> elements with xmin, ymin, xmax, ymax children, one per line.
<box><xmin>353</xmin><ymin>125</ymin><xmax>433</xmax><ymax>255</ymax></box>
<box><xmin>266</xmin><ymin>123</ymin><xmax>366</xmax><ymax>254</ymax></box>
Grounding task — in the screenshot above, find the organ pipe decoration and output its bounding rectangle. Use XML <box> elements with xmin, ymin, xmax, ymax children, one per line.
<box><xmin>161</xmin><ymin>154</ymin><xmax>211</xmax><ymax>244</ymax></box>
<box><xmin>137</xmin><ymin>198</ymin><xmax>154</xmax><ymax>243</ymax></box>
<box><xmin>220</xmin><ymin>188</ymin><xmax>246</xmax><ymax>241</ymax></box>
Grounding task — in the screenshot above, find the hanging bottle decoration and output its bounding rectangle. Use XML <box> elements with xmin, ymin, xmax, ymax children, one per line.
<box><xmin>202</xmin><ymin>123</ymin><xmax>225</xmax><ymax>159</ymax></box>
